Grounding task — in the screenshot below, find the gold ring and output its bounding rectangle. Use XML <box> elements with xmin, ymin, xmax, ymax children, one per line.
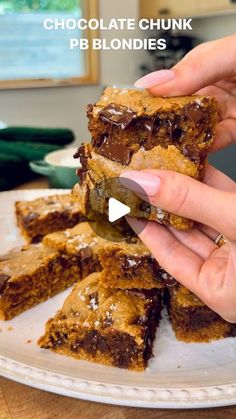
<box><xmin>215</xmin><ymin>233</ymin><xmax>227</xmax><ymax>247</ymax></box>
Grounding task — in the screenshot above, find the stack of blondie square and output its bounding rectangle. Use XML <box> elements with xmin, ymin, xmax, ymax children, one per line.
<box><xmin>1</xmin><ymin>88</ymin><xmax>235</xmax><ymax>371</ymax></box>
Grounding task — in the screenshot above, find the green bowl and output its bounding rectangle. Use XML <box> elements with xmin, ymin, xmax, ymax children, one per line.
<box><xmin>29</xmin><ymin>148</ymin><xmax>80</xmax><ymax>189</ymax></box>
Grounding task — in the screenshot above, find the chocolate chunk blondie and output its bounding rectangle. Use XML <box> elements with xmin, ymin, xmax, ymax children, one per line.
<box><xmin>73</xmin><ymin>87</ymin><xmax>217</xmax><ymax>229</ymax></box>
<box><xmin>15</xmin><ymin>193</ymin><xmax>85</xmax><ymax>243</ymax></box>
<box><xmin>38</xmin><ymin>272</ymin><xmax>162</xmax><ymax>371</ymax></box>
<box><xmin>88</xmin><ymin>87</ymin><xmax>217</xmax><ymax>169</ymax></box>
<box><xmin>0</xmin><ymin>244</ymin><xmax>82</xmax><ymax>320</ymax></box>
<box><xmin>43</xmin><ymin>221</ymin><xmax>175</xmax><ymax>289</ymax></box>
<box><xmin>167</xmin><ymin>287</ymin><xmax>236</xmax><ymax>343</ymax></box>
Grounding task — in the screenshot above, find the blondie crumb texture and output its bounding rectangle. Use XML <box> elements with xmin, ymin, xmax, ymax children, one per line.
<box><xmin>38</xmin><ymin>272</ymin><xmax>162</xmax><ymax>371</ymax></box>
<box><xmin>15</xmin><ymin>193</ymin><xmax>85</xmax><ymax>243</ymax></box>
<box><xmin>0</xmin><ymin>244</ymin><xmax>82</xmax><ymax>320</ymax></box>
<box><xmin>168</xmin><ymin>287</ymin><xmax>236</xmax><ymax>343</ymax></box>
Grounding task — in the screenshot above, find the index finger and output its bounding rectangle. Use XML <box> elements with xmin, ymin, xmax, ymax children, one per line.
<box><xmin>146</xmin><ymin>35</ymin><xmax>236</xmax><ymax>97</ymax></box>
<box><xmin>120</xmin><ymin>169</ymin><xmax>236</xmax><ymax>240</ymax></box>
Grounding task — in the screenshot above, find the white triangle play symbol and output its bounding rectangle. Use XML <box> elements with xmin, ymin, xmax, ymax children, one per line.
<box><xmin>108</xmin><ymin>197</ymin><xmax>131</xmax><ymax>222</ymax></box>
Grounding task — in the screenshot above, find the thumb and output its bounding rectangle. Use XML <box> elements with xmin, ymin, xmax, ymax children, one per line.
<box><xmin>135</xmin><ymin>35</ymin><xmax>236</xmax><ymax>96</ymax></box>
<box><xmin>120</xmin><ymin>169</ymin><xmax>236</xmax><ymax>240</ymax></box>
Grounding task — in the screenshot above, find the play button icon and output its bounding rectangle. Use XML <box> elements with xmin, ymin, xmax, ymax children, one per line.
<box><xmin>86</xmin><ymin>176</ymin><xmax>150</xmax><ymax>241</ymax></box>
<box><xmin>108</xmin><ymin>198</ymin><xmax>130</xmax><ymax>222</ymax></box>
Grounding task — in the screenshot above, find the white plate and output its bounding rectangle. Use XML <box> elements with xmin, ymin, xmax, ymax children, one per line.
<box><xmin>1</xmin><ymin>189</ymin><xmax>236</xmax><ymax>409</ymax></box>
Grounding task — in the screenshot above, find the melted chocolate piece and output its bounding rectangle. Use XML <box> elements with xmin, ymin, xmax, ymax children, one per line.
<box><xmin>163</xmin><ymin>116</ymin><xmax>183</xmax><ymax>142</ymax></box>
<box><xmin>143</xmin><ymin>118</ymin><xmax>155</xmax><ymax>133</ymax></box>
<box><xmin>143</xmin><ymin>118</ymin><xmax>156</xmax><ymax>150</ymax></box>
<box><xmin>74</xmin><ymin>144</ymin><xmax>90</xmax><ymax>180</ymax></box>
<box><xmin>140</xmin><ymin>113</ymin><xmax>185</xmax><ymax>148</ymax></box>
<box><xmin>182</xmin><ymin>144</ymin><xmax>201</xmax><ymax>164</ymax></box>
<box><xmin>139</xmin><ymin>201</ymin><xmax>151</xmax><ymax>214</ymax></box>
<box><xmin>86</xmin><ymin>103</ymin><xmax>93</xmax><ymax>118</ymax></box>
<box><xmin>203</xmin><ymin>129</ymin><xmax>213</xmax><ymax>142</ymax></box>
<box><xmin>158</xmin><ymin>268</ymin><xmax>177</xmax><ymax>287</ymax></box>
<box><xmin>73</xmin><ymin>149</ymin><xmax>80</xmax><ymax>159</ymax></box>
<box><xmin>97</xmin><ymin>136</ymin><xmax>132</xmax><ymax>165</ymax></box>
<box><xmin>150</xmin><ymin>258</ymin><xmax>160</xmax><ymax>278</ymax></box>
<box><xmin>31</xmin><ymin>236</ymin><xmax>43</xmax><ymax>244</ymax></box>
<box><xmin>91</xmin><ymin>132</ymin><xmax>106</xmax><ymax>149</ymax></box>
<box><xmin>74</xmin><ymin>144</ymin><xmax>88</xmax><ymax>167</ymax></box>
<box><xmin>99</xmin><ymin>104</ymin><xmax>137</xmax><ymax>130</ymax></box>
<box><xmin>121</xmin><ymin>256</ymin><xmax>142</xmax><ymax>272</ymax></box>
<box><xmin>172</xmin><ymin>128</ymin><xmax>183</xmax><ymax>141</ymax></box>
<box><xmin>0</xmin><ymin>273</ymin><xmax>11</xmax><ymax>293</ymax></box>
<box><xmin>186</xmin><ymin>104</ymin><xmax>204</xmax><ymax>125</ymax></box>
<box><xmin>23</xmin><ymin>212</ymin><xmax>39</xmax><ymax>225</ymax></box>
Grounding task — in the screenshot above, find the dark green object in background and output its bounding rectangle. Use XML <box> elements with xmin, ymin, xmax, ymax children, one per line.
<box><xmin>0</xmin><ymin>152</ymin><xmax>22</xmax><ymax>168</ymax></box>
<box><xmin>0</xmin><ymin>126</ymin><xmax>75</xmax><ymax>191</ymax></box>
<box><xmin>0</xmin><ymin>126</ymin><xmax>74</xmax><ymax>146</ymax></box>
<box><xmin>0</xmin><ymin>152</ymin><xmax>37</xmax><ymax>191</ymax></box>
<box><xmin>0</xmin><ymin>141</ymin><xmax>60</xmax><ymax>162</ymax></box>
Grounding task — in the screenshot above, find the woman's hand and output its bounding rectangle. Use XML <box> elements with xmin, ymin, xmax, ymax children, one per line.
<box><xmin>135</xmin><ymin>34</ymin><xmax>236</xmax><ymax>152</ymax></box>
<box><xmin>120</xmin><ymin>166</ymin><xmax>236</xmax><ymax>323</ymax></box>
<box><xmin>119</xmin><ymin>35</ymin><xmax>236</xmax><ymax>322</ymax></box>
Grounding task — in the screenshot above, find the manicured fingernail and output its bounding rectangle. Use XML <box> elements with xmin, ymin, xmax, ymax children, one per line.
<box><xmin>120</xmin><ymin>171</ymin><xmax>161</xmax><ymax>196</ymax></box>
<box><xmin>134</xmin><ymin>69</ymin><xmax>175</xmax><ymax>89</ymax></box>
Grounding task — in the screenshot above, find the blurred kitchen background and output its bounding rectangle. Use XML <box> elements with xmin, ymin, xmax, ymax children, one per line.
<box><xmin>0</xmin><ymin>0</ymin><xmax>235</xmax><ymax>189</ymax></box>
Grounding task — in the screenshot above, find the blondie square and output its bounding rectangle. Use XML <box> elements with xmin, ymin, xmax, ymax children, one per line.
<box><xmin>167</xmin><ymin>287</ymin><xmax>236</xmax><ymax>342</ymax></box>
<box><xmin>38</xmin><ymin>272</ymin><xmax>162</xmax><ymax>371</ymax></box>
<box><xmin>15</xmin><ymin>193</ymin><xmax>85</xmax><ymax>243</ymax></box>
<box><xmin>0</xmin><ymin>244</ymin><xmax>82</xmax><ymax>320</ymax></box>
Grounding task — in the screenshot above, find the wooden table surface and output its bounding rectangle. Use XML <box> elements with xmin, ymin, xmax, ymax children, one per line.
<box><xmin>1</xmin><ymin>178</ymin><xmax>236</xmax><ymax>418</ymax></box>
